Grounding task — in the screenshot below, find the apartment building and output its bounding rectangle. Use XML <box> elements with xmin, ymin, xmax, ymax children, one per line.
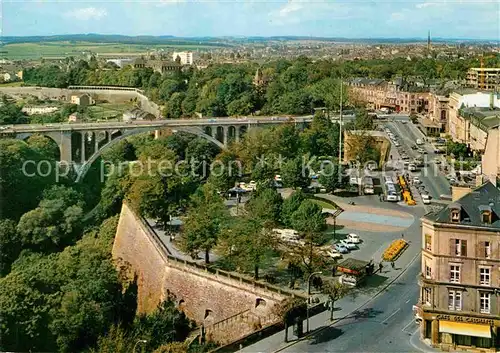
<box><xmin>416</xmin><ymin>182</ymin><xmax>500</xmax><ymax>352</ymax></box>
<box><xmin>467</xmin><ymin>68</ymin><xmax>500</xmax><ymax>91</ymax></box>
<box><xmin>427</xmin><ymin>94</ymin><xmax>449</xmax><ymax>132</ymax></box>
<box><xmin>172</xmin><ymin>51</ymin><xmax>194</xmax><ymax>65</ymax></box>
<box><xmin>346</xmin><ymin>77</ymin><xmax>429</xmax><ymax>114</ymax></box>
<box><xmin>448</xmin><ymin>91</ymin><xmax>500</xmax><ymax>152</ymax></box>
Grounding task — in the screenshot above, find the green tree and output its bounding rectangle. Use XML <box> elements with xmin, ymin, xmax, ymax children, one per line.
<box><xmin>281</xmin><ymin>157</ymin><xmax>310</xmax><ymax>189</ymax></box>
<box><xmin>353</xmin><ymin>108</ymin><xmax>373</xmax><ymax>130</ymax></box>
<box><xmin>164</xmin><ymin>92</ymin><xmax>186</xmax><ymax>119</ymax></box>
<box><xmin>27</xmin><ymin>135</ymin><xmax>59</xmax><ymax>160</ymax></box>
<box><xmin>226</xmin><ymin>216</ymin><xmax>274</xmax><ymax>280</ymax></box>
<box><xmin>0</xmin><ymin>219</ymin><xmax>20</xmax><ymax>276</ymax></box>
<box><xmin>245</xmin><ymin>187</ymin><xmax>283</xmax><ymax>225</ymax></box>
<box><xmin>323</xmin><ymin>280</ymin><xmax>348</xmax><ymax>321</ymax></box>
<box><xmin>281</xmin><ymin>190</ymin><xmax>306</xmax><ymax>228</ymax></box>
<box><xmin>318</xmin><ymin>163</ymin><xmax>345</xmax><ymax>193</ymax></box>
<box><xmin>16</xmin><ymin>186</ymin><xmax>85</xmax><ymax>251</ymax></box>
<box><xmin>182</xmin><ymin>183</ymin><xmax>229</xmax><ymax>263</ymax></box>
<box><xmin>101</xmin><ymin>139</ymin><xmax>136</xmax><ymax>163</ymax></box>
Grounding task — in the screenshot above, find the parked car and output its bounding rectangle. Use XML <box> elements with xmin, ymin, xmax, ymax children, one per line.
<box><xmin>347</xmin><ymin>233</ymin><xmax>361</xmax><ymax>244</ymax></box>
<box><xmin>422</xmin><ymin>194</ymin><xmax>431</xmax><ymax>204</ymax></box>
<box><xmin>413</xmin><ymin>176</ymin><xmax>421</xmax><ymax>184</ymax></box>
<box><xmin>334</xmin><ymin>243</ymin><xmax>349</xmax><ymax>254</ymax></box>
<box><xmin>340</xmin><ymin>239</ymin><xmax>357</xmax><ymax>250</ymax></box>
<box><xmin>326</xmin><ymin>249</ymin><xmax>343</xmax><ymax>259</ymax></box>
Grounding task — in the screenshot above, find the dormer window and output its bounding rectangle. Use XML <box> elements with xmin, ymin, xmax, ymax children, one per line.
<box><xmin>449</xmin><ymin>204</ymin><xmax>461</xmax><ymax>223</ymax></box>
<box><xmin>482</xmin><ymin>211</ymin><xmax>491</xmax><ymax>224</ymax></box>
<box><xmin>479</xmin><ymin>205</ymin><xmax>493</xmax><ymax>224</ymax></box>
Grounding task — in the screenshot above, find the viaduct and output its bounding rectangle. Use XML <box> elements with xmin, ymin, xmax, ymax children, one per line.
<box><xmin>113</xmin><ymin>202</ymin><xmax>303</xmax><ymax>345</ymax></box>
<box><xmin>0</xmin><ymin>116</ymin><xmax>312</xmax><ymax>181</ymax></box>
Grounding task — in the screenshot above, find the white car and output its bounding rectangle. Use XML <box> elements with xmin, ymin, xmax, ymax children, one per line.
<box><xmin>340</xmin><ymin>239</ymin><xmax>357</xmax><ymax>250</ymax></box>
<box><xmin>347</xmin><ymin>233</ymin><xmax>360</xmax><ymax>244</ymax></box>
<box><xmin>326</xmin><ymin>249</ymin><xmax>343</xmax><ymax>259</ymax></box>
<box><xmin>422</xmin><ymin>194</ymin><xmax>431</xmax><ymax>204</ymax></box>
<box><xmin>334</xmin><ymin>243</ymin><xmax>349</xmax><ymax>254</ymax></box>
<box><xmin>413</xmin><ymin>176</ymin><xmax>421</xmax><ymax>184</ymax></box>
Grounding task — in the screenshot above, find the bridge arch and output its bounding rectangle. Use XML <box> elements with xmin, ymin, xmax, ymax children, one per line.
<box><xmin>75</xmin><ymin>126</ymin><xmax>226</xmax><ymax>182</ymax></box>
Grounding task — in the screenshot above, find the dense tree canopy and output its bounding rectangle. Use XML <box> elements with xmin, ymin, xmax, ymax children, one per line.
<box><xmin>21</xmin><ymin>55</ymin><xmax>491</xmax><ymax>119</ymax></box>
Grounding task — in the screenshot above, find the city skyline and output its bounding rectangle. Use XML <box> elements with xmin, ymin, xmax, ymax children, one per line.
<box><xmin>4</xmin><ymin>0</ymin><xmax>500</xmax><ymax>40</ymax></box>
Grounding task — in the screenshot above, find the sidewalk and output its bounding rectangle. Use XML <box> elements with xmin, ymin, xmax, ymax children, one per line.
<box><xmin>239</xmin><ymin>244</ymin><xmax>420</xmax><ymax>353</ymax></box>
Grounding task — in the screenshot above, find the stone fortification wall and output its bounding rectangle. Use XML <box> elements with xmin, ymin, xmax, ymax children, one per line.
<box><xmin>112</xmin><ymin>202</ymin><xmax>290</xmax><ymax>340</ymax></box>
<box><xmin>0</xmin><ymin>86</ymin><xmax>161</xmax><ymax>117</ymax></box>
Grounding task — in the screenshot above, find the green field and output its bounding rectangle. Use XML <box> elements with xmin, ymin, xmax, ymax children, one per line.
<box><xmin>88</xmin><ymin>102</ymin><xmax>135</xmax><ymax>121</ymax></box>
<box><xmin>0</xmin><ymin>41</ymin><xmax>224</xmax><ymax>59</ymax></box>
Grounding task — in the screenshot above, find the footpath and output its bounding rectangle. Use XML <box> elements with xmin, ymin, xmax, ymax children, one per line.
<box><xmin>239</xmin><ymin>240</ymin><xmax>421</xmax><ymax>353</ymax></box>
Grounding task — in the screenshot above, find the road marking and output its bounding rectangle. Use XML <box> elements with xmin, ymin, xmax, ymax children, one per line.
<box><xmin>405</xmin><ymin>299</ymin><xmax>411</xmax><ymax>303</ymax></box>
<box><xmin>381</xmin><ymin>308</ymin><xmax>400</xmax><ymax>324</ymax></box>
<box><xmin>402</xmin><ymin>319</ymin><xmax>416</xmax><ymax>334</ymax></box>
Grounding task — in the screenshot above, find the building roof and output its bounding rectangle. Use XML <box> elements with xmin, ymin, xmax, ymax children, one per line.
<box><xmin>424</xmin><ymin>182</ymin><xmax>500</xmax><ymax>229</ymax></box>
<box><xmin>460</xmin><ymin>107</ymin><xmax>500</xmax><ymax>131</ymax></box>
<box><xmin>349</xmin><ymin>77</ymin><xmax>386</xmax><ymax>86</ymax></box>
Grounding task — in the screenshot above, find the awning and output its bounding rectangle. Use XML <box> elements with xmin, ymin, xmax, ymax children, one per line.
<box><xmin>439</xmin><ymin>321</ymin><xmax>491</xmax><ymax>338</ymax></box>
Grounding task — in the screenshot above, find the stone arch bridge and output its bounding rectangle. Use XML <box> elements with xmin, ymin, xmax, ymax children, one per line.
<box><xmin>0</xmin><ymin>116</ymin><xmax>312</xmax><ymax>181</ymax></box>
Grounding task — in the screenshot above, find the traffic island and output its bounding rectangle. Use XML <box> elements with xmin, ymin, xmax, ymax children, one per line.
<box><xmin>382</xmin><ymin>239</ymin><xmax>408</xmax><ymax>262</ymax></box>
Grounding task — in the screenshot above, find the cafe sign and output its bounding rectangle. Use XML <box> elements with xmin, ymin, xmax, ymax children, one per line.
<box><xmin>436</xmin><ymin>314</ymin><xmax>495</xmax><ymax>326</ymax></box>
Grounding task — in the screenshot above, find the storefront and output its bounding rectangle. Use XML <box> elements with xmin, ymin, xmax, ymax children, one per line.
<box><xmin>419</xmin><ymin>311</ymin><xmax>499</xmax><ymax>352</ymax></box>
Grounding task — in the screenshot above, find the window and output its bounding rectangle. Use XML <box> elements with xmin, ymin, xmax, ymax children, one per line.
<box><xmin>448</xmin><ymin>290</ymin><xmax>462</xmax><ymax>311</ymax></box>
<box><xmin>450</xmin><ymin>265</ymin><xmax>460</xmax><ymax>283</ymax></box>
<box><xmin>482</xmin><ymin>211</ymin><xmax>491</xmax><ymax>224</ymax></box>
<box><xmin>480</xmin><ymin>268</ymin><xmax>490</xmax><ymax>286</ymax></box>
<box><xmin>423</xmin><ymin>287</ymin><xmax>432</xmax><ymax>305</ymax></box>
<box><xmin>425</xmin><ymin>263</ymin><xmax>432</xmax><ymax>279</ymax></box>
<box><xmin>451</xmin><ymin>210</ymin><xmax>460</xmax><ymax>223</ymax></box>
<box><xmin>425</xmin><ymin>234</ymin><xmax>432</xmax><ymax>251</ymax></box>
<box><xmin>483</xmin><ymin>241</ymin><xmax>491</xmax><ymax>258</ymax></box>
<box><xmin>480</xmin><ymin>292</ymin><xmax>490</xmax><ymax>313</ymax></box>
<box><xmin>450</xmin><ymin>239</ymin><xmax>467</xmax><ymax>256</ymax></box>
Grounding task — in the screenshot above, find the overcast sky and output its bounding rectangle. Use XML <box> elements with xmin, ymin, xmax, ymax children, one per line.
<box><xmin>3</xmin><ymin>0</ymin><xmax>499</xmax><ymax>39</ymax></box>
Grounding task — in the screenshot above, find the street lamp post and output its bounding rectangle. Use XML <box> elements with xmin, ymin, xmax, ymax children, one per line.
<box><xmin>306</xmin><ymin>271</ymin><xmax>323</xmax><ymax>333</ymax></box>
<box><xmin>133</xmin><ymin>339</ymin><xmax>147</xmax><ymax>353</ymax></box>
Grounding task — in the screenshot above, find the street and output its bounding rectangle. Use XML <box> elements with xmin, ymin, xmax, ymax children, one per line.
<box><xmin>280</xmin><ymin>256</ymin><xmax>436</xmax><ymax>353</ymax></box>
<box><xmin>385</xmin><ymin>120</ymin><xmax>451</xmax><ymax>200</ymax></box>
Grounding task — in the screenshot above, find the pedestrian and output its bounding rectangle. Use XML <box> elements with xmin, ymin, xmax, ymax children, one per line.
<box><xmin>401</xmin><ymin>233</ymin><xmax>404</xmax><ymax>239</ymax></box>
<box><xmin>378</xmin><ymin>262</ymin><xmax>383</xmax><ymax>273</ymax></box>
<box><xmin>391</xmin><ymin>261</ymin><xmax>395</xmax><ymax>269</ymax></box>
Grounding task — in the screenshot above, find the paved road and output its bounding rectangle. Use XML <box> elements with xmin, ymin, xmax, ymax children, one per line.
<box><xmin>386</xmin><ymin>121</ymin><xmax>451</xmax><ymax>200</ymax></box>
<box><xmin>280</xmin><ymin>257</ymin><xmax>436</xmax><ymax>353</ymax></box>
<box><xmin>0</xmin><ymin>115</ymin><xmax>314</xmax><ymax>133</ymax></box>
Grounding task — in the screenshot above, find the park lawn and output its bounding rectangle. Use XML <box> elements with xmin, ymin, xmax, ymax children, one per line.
<box><xmin>310</xmin><ymin>198</ymin><xmax>336</xmax><ymax>209</ymax></box>
<box><xmin>88</xmin><ymin>102</ymin><xmax>134</xmax><ymax>120</ymax></box>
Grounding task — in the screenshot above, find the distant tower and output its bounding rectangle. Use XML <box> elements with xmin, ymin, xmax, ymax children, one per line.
<box><xmin>427</xmin><ymin>30</ymin><xmax>432</xmax><ymax>51</ymax></box>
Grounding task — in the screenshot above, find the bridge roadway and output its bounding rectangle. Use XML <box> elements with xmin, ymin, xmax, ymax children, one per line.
<box><xmin>0</xmin><ymin>115</ymin><xmax>314</xmax><ymax>134</ymax></box>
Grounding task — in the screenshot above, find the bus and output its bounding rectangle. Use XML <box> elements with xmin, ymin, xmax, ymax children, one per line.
<box><xmin>363</xmin><ymin>176</ymin><xmax>374</xmax><ymax>194</ymax></box>
<box><xmin>384</xmin><ymin>182</ymin><xmax>399</xmax><ymax>202</ymax></box>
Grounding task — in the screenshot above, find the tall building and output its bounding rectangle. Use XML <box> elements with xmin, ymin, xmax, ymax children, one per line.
<box><xmin>467</xmin><ymin>68</ymin><xmax>500</xmax><ymax>91</ymax></box>
<box><xmin>172</xmin><ymin>51</ymin><xmax>194</xmax><ymax>65</ymax></box>
<box><xmin>428</xmin><ymin>30</ymin><xmax>432</xmax><ymax>52</ymax></box>
<box><xmin>415</xmin><ymin>182</ymin><xmax>500</xmax><ymax>352</ymax></box>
